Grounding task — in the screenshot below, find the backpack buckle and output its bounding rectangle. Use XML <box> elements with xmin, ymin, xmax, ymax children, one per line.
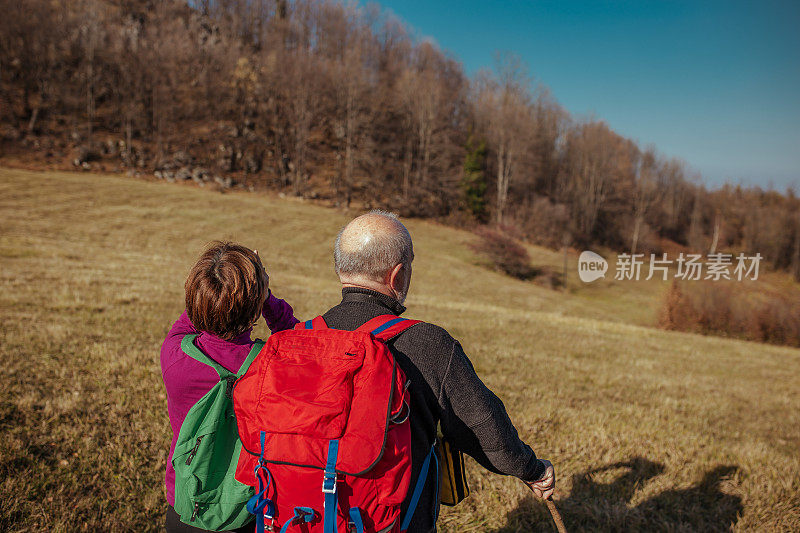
<box><xmin>322</xmin><ymin>473</ymin><xmax>337</xmax><ymax>494</ymax></box>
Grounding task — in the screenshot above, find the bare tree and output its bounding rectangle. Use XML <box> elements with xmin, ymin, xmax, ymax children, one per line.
<box><xmin>687</xmin><ymin>185</ymin><xmax>707</xmax><ymax>251</ymax></box>
<box><xmin>792</xmin><ymin>206</ymin><xmax>800</xmax><ymax>281</ymax></box>
<box><xmin>396</xmin><ymin>42</ymin><xmax>465</xmax><ymax>200</ymax></box>
<box><xmin>656</xmin><ymin>157</ymin><xmax>691</xmax><ymax>241</ymax></box>
<box><xmin>0</xmin><ymin>0</ymin><xmax>72</xmax><ymax>133</ymax></box>
<box><xmin>77</xmin><ymin>1</ymin><xmax>106</xmax><ymax>142</ymax></box>
<box><xmin>282</xmin><ymin>51</ymin><xmax>326</xmax><ymax>194</ymax></box>
<box><xmin>630</xmin><ymin>146</ymin><xmax>660</xmax><ymax>254</ymax></box>
<box><xmin>528</xmin><ymin>89</ymin><xmax>565</xmax><ymax>199</ymax></box>
<box><xmin>321</xmin><ymin>2</ymin><xmax>377</xmax><ymax>206</ymax></box>
<box><xmin>474</xmin><ymin>53</ymin><xmax>534</xmax><ymax>224</ymax></box>
<box><xmin>558</xmin><ymin>120</ymin><xmax>622</xmax><ymax>242</ymax></box>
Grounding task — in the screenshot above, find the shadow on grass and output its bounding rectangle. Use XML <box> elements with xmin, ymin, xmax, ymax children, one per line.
<box><xmin>491</xmin><ymin>457</ymin><xmax>742</xmax><ymax>532</ymax></box>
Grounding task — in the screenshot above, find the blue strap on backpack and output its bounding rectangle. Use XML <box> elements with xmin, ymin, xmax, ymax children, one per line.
<box><xmin>247</xmin><ymin>431</ymin><xmax>276</xmax><ymax>533</ymax></box>
<box><xmin>400</xmin><ymin>443</ymin><xmax>439</xmax><ymax>531</ymax></box>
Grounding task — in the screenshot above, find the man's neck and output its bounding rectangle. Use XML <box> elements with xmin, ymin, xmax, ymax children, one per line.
<box><xmin>339</xmin><ymin>286</ymin><xmax>407</xmax><ymax>315</ymax></box>
<box><xmin>341</xmin><ymin>281</ymin><xmax>394</xmax><ymax>299</ymax></box>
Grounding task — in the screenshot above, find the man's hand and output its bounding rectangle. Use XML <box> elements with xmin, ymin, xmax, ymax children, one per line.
<box><xmin>525</xmin><ymin>459</ymin><xmax>555</xmax><ymax>500</ymax></box>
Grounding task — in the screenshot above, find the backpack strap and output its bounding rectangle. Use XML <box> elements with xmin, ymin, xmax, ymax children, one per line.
<box><xmin>357</xmin><ymin>314</ymin><xmax>421</xmax><ymax>342</ymax></box>
<box><xmin>322</xmin><ymin>439</ymin><xmax>340</xmax><ymax>533</ymax></box>
<box><xmin>294</xmin><ymin>316</ymin><xmax>328</xmax><ymax>330</ymax></box>
<box><xmin>237</xmin><ymin>339</ymin><xmax>265</xmax><ymax>377</ymax></box>
<box><xmin>180</xmin><ymin>334</ymin><xmax>233</xmax><ymax>379</ymax></box>
<box><xmin>400</xmin><ymin>444</ymin><xmax>438</xmax><ymax>531</ymax></box>
<box><xmin>247</xmin><ymin>431</ymin><xmax>276</xmax><ymax>533</ymax></box>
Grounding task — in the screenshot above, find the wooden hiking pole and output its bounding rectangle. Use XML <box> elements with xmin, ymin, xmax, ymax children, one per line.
<box><xmin>545</xmin><ymin>497</ymin><xmax>567</xmax><ymax>533</ymax></box>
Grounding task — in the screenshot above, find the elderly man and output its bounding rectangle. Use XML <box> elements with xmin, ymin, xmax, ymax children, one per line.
<box><xmin>322</xmin><ymin>211</ymin><xmax>555</xmax><ymax>532</ymax></box>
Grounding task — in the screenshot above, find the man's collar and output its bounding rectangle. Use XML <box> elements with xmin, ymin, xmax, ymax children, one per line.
<box><xmin>340</xmin><ymin>287</ymin><xmax>406</xmax><ymax>315</ymax></box>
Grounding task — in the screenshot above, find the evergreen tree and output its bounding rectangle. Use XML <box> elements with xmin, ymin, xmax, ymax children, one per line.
<box><xmin>462</xmin><ymin>135</ymin><xmax>488</xmax><ymax>222</ymax></box>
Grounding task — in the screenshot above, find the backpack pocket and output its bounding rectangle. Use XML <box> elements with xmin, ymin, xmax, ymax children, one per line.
<box><xmin>173</xmin><ymin>429</ymin><xmax>254</xmax><ymax>530</ymax></box>
<box><xmin>181</xmin><ymin>479</ymin><xmax>255</xmax><ymax>531</ymax></box>
<box><xmin>178</xmin><ymin>476</ymin><xmax>254</xmax><ymax>530</ymax></box>
<box><xmin>259</xmin><ymin>343</ymin><xmax>363</xmax><ymax>439</ymax></box>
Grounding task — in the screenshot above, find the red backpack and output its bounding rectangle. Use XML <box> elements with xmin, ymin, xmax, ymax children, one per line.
<box><xmin>233</xmin><ymin>315</ymin><xmax>432</xmax><ymax>533</ymax></box>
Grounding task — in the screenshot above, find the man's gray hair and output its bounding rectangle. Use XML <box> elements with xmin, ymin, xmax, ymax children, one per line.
<box><xmin>334</xmin><ymin>210</ymin><xmax>413</xmax><ymax>281</ymax></box>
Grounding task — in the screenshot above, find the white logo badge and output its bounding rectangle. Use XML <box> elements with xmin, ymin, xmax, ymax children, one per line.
<box><xmin>578</xmin><ymin>251</ymin><xmax>608</xmax><ymax>282</ymax></box>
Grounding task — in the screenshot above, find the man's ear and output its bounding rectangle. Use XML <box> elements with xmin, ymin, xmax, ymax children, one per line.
<box><xmin>387</xmin><ymin>263</ymin><xmax>405</xmax><ymax>291</ymax></box>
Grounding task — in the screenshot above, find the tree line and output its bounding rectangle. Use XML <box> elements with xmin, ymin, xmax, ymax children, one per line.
<box><xmin>1</xmin><ymin>0</ymin><xmax>798</xmax><ymax>279</ymax></box>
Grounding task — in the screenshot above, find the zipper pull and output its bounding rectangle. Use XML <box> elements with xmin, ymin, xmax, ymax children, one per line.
<box><xmin>191</xmin><ymin>502</ymin><xmax>199</xmax><ymax>522</ymax></box>
<box><xmin>185</xmin><ymin>436</ymin><xmax>203</xmax><ymax>465</ymax></box>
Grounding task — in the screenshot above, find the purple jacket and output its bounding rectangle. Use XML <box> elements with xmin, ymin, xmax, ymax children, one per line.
<box><xmin>160</xmin><ymin>292</ymin><xmax>299</xmax><ymax>506</ymax></box>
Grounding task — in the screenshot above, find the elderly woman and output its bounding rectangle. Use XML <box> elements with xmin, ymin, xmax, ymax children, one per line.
<box><xmin>160</xmin><ymin>242</ymin><xmax>298</xmax><ymax>533</ymax></box>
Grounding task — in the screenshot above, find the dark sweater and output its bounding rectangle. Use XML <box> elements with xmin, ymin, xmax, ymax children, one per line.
<box><xmin>322</xmin><ymin>288</ymin><xmax>544</xmax><ymax>532</ymax></box>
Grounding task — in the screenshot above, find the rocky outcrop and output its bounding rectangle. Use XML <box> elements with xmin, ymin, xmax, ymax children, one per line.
<box><xmin>151</xmin><ymin>152</ymin><xmax>234</xmax><ymax>189</ymax></box>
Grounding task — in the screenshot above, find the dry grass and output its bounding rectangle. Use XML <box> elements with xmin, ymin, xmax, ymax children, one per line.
<box><xmin>1</xmin><ymin>168</ymin><xmax>798</xmax><ymax>532</ymax></box>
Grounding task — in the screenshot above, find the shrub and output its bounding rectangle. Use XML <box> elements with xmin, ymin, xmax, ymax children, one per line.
<box><xmin>659</xmin><ymin>280</ymin><xmax>800</xmax><ymax>347</ymax></box>
<box><xmin>530</xmin><ymin>265</ymin><xmax>564</xmax><ymax>289</ymax></box>
<box><xmin>471</xmin><ymin>227</ymin><xmax>535</xmax><ymax>280</ymax></box>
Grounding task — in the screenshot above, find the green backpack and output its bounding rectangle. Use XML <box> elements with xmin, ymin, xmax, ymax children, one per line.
<box><xmin>171</xmin><ymin>334</ymin><xmax>264</xmax><ymax>530</ymax></box>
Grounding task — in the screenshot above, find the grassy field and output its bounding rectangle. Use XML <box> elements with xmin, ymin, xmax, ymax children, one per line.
<box><xmin>1</xmin><ymin>167</ymin><xmax>798</xmax><ymax>532</ymax></box>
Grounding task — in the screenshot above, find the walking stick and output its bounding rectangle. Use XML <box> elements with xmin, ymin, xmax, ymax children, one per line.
<box><xmin>545</xmin><ymin>497</ymin><xmax>567</xmax><ymax>533</ymax></box>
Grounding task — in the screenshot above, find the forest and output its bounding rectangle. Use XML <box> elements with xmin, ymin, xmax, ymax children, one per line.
<box><xmin>1</xmin><ymin>0</ymin><xmax>798</xmax><ymax>280</ymax></box>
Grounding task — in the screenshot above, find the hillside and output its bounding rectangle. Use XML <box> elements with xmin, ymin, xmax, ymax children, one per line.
<box><xmin>1</xmin><ymin>168</ymin><xmax>798</xmax><ymax>531</ymax></box>
<box><xmin>3</xmin><ymin>0</ymin><xmax>799</xmax><ymax>283</ymax></box>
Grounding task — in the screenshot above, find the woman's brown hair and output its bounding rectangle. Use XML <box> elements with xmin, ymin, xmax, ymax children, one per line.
<box><xmin>185</xmin><ymin>242</ymin><xmax>268</xmax><ymax>340</ymax></box>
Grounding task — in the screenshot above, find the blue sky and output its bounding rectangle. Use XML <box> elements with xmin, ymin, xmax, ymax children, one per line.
<box><xmin>376</xmin><ymin>0</ymin><xmax>800</xmax><ymax>190</ymax></box>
